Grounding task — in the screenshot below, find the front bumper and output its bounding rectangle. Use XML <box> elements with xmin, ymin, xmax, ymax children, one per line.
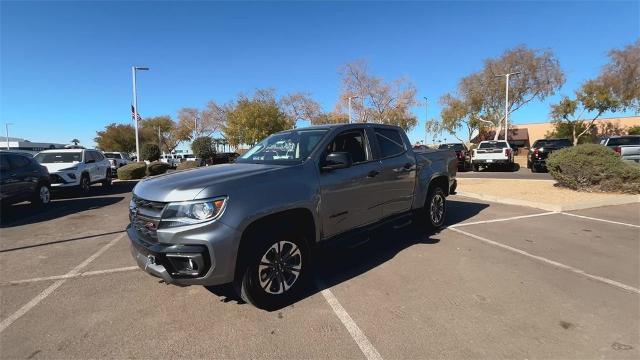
<box><xmin>49</xmin><ymin>171</ymin><xmax>81</xmax><ymax>188</ymax></box>
<box><xmin>127</xmin><ymin>218</ymin><xmax>241</xmax><ymax>286</ymax></box>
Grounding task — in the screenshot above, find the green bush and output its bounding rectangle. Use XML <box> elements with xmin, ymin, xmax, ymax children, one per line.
<box><xmin>117</xmin><ymin>162</ymin><xmax>147</xmax><ymax>180</ymax></box>
<box><xmin>628</xmin><ymin>125</ymin><xmax>640</xmax><ymax>135</ymax></box>
<box><xmin>141</xmin><ymin>143</ymin><xmax>161</xmax><ymax>162</ymax></box>
<box><xmin>147</xmin><ymin>161</ymin><xmax>171</xmax><ymax>176</ymax></box>
<box><xmin>191</xmin><ymin>137</ymin><xmax>216</xmax><ymax>162</ymax></box>
<box><xmin>176</xmin><ymin>161</ymin><xmax>200</xmax><ymax>171</ymax></box>
<box><xmin>547</xmin><ymin>144</ymin><xmax>640</xmax><ymax>194</ymax></box>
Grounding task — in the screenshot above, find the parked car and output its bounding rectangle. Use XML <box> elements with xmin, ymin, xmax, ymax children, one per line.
<box><xmin>128</xmin><ymin>123</ymin><xmax>457</xmax><ymax>309</ymax></box>
<box><xmin>183</xmin><ymin>154</ymin><xmax>203</xmax><ymax>166</ymax></box>
<box><xmin>159</xmin><ymin>154</ymin><xmax>180</xmax><ymax>168</ymax></box>
<box><xmin>438</xmin><ymin>143</ymin><xmax>471</xmax><ymax>171</ymax></box>
<box><xmin>34</xmin><ymin>149</ymin><xmax>112</xmax><ymax>194</ymax></box>
<box><xmin>210</xmin><ymin>152</ymin><xmax>240</xmax><ymax>165</ymax></box>
<box><xmin>104</xmin><ymin>152</ymin><xmax>131</xmax><ymax>174</ymax></box>
<box><xmin>600</xmin><ymin>136</ymin><xmax>640</xmax><ymax>164</ymax></box>
<box><xmin>0</xmin><ymin>151</ymin><xmax>52</xmax><ymax>207</ymax></box>
<box><xmin>472</xmin><ymin>140</ymin><xmax>514</xmax><ymax>171</ymax></box>
<box><xmin>527</xmin><ymin>138</ymin><xmax>572</xmax><ymax>172</ymax></box>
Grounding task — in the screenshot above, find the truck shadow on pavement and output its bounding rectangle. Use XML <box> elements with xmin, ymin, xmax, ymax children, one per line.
<box><xmin>0</xmin><ymin>182</ymin><xmax>136</xmax><ymax>228</ymax></box>
<box><xmin>206</xmin><ymin>199</ymin><xmax>489</xmax><ymax>311</ymax></box>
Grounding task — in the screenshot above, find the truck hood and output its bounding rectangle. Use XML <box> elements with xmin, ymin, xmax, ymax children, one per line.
<box><xmin>132</xmin><ymin>163</ymin><xmax>285</xmax><ymax>202</ymax></box>
<box><xmin>41</xmin><ymin>162</ymin><xmax>80</xmax><ymax>173</ymax></box>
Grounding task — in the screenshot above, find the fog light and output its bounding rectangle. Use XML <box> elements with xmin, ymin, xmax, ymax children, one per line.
<box><xmin>166</xmin><ymin>253</ymin><xmax>204</xmax><ymax>277</ymax></box>
<box><xmin>68</xmin><ymin>173</ymin><xmax>76</xmax><ymax>180</ymax></box>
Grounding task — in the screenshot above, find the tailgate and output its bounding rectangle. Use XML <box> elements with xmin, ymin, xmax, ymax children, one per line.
<box><xmin>474</xmin><ymin>148</ymin><xmax>508</xmax><ymax>160</ymax></box>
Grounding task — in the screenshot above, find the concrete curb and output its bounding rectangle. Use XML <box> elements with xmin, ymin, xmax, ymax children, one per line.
<box><xmin>456</xmin><ymin>191</ymin><xmax>640</xmax><ymax>212</ymax></box>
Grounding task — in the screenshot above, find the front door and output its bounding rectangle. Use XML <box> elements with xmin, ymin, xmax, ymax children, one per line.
<box><xmin>318</xmin><ymin>129</ymin><xmax>383</xmax><ymax>239</ymax></box>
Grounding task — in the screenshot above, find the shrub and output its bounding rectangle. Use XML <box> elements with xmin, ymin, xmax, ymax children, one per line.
<box><xmin>628</xmin><ymin>125</ymin><xmax>640</xmax><ymax>135</ymax></box>
<box><xmin>547</xmin><ymin>144</ymin><xmax>640</xmax><ymax>194</ymax></box>
<box><xmin>177</xmin><ymin>161</ymin><xmax>200</xmax><ymax>171</ymax></box>
<box><xmin>191</xmin><ymin>137</ymin><xmax>216</xmax><ymax>162</ymax></box>
<box><xmin>147</xmin><ymin>161</ymin><xmax>171</xmax><ymax>176</ymax></box>
<box><xmin>117</xmin><ymin>162</ymin><xmax>147</xmax><ymax>180</ymax></box>
<box><xmin>141</xmin><ymin>143</ymin><xmax>161</xmax><ymax>162</ymax></box>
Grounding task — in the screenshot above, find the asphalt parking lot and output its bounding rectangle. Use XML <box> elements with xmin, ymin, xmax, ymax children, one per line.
<box><xmin>1</xmin><ymin>182</ymin><xmax>638</xmax><ymax>359</ymax></box>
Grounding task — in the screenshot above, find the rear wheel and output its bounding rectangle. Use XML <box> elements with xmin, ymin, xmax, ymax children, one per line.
<box><xmin>531</xmin><ymin>164</ymin><xmax>538</xmax><ymax>173</ymax></box>
<box><xmin>236</xmin><ymin>229</ymin><xmax>310</xmax><ymax>310</ymax></box>
<box><xmin>472</xmin><ymin>164</ymin><xmax>480</xmax><ymax>172</ymax></box>
<box><xmin>416</xmin><ymin>185</ymin><xmax>446</xmax><ymax>230</ymax></box>
<box><xmin>102</xmin><ymin>170</ymin><xmax>112</xmax><ymax>187</ymax></box>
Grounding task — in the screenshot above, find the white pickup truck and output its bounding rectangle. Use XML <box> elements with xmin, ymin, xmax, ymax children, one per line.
<box><xmin>600</xmin><ymin>136</ymin><xmax>640</xmax><ymax>164</ymax></box>
<box><xmin>472</xmin><ymin>140</ymin><xmax>515</xmax><ymax>171</ymax></box>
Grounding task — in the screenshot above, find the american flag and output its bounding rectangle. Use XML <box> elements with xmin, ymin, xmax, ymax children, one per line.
<box><xmin>131</xmin><ymin>105</ymin><xmax>142</xmax><ymax>121</ymax></box>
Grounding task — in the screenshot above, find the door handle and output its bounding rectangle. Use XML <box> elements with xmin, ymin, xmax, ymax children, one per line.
<box><xmin>367</xmin><ymin>170</ymin><xmax>380</xmax><ymax>178</ymax></box>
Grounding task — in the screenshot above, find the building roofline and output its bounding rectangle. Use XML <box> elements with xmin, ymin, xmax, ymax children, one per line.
<box><xmin>514</xmin><ymin>115</ymin><xmax>639</xmax><ymax>126</ymax></box>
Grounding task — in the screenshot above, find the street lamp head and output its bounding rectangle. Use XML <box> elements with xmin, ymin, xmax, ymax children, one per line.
<box><xmin>135</xmin><ymin>67</ymin><xmax>150</xmax><ymax>71</ymax></box>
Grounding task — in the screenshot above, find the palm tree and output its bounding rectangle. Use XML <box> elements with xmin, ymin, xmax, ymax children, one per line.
<box><xmin>71</xmin><ymin>139</ymin><xmax>80</xmax><ymax>146</ymax></box>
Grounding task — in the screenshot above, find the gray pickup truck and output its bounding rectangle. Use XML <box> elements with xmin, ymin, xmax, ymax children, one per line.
<box><xmin>128</xmin><ymin>123</ymin><xmax>457</xmax><ymax>309</ymax></box>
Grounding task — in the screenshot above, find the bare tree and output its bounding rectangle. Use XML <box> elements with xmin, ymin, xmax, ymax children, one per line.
<box><xmin>176</xmin><ymin>101</ymin><xmax>226</xmax><ymax>141</ymax></box>
<box><xmin>336</xmin><ymin>60</ymin><xmax>418</xmax><ymax>131</ymax></box>
<box><xmin>279</xmin><ymin>92</ymin><xmax>322</xmax><ymax>125</ymax></box>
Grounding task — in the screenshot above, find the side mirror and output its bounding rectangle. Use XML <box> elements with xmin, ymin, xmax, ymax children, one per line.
<box><xmin>322</xmin><ymin>152</ymin><xmax>352</xmax><ymax>171</ymax></box>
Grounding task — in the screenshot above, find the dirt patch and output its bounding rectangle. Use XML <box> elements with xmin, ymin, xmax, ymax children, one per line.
<box><xmin>458</xmin><ymin>178</ymin><xmax>638</xmax><ymax>209</ymax></box>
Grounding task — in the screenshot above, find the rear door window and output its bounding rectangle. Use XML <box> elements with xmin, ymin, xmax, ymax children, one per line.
<box><xmin>8</xmin><ymin>154</ymin><xmax>31</xmax><ymax>169</ymax></box>
<box><xmin>374</xmin><ymin>128</ymin><xmax>406</xmax><ymax>158</ymax></box>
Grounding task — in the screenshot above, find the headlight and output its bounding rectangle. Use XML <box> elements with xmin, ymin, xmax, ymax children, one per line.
<box><xmin>61</xmin><ymin>166</ymin><xmax>78</xmax><ymax>171</ymax></box>
<box><xmin>160</xmin><ymin>197</ymin><xmax>227</xmax><ymax>228</ymax></box>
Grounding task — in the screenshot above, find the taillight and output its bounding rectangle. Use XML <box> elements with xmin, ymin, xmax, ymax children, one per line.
<box><xmin>534</xmin><ymin>148</ymin><xmax>539</xmax><ymax>158</ymax></box>
<box><xmin>613</xmin><ymin>146</ymin><xmax>621</xmax><ymax>156</ymax></box>
<box><xmin>458</xmin><ymin>151</ymin><xmax>465</xmax><ymax>158</ymax></box>
<box><xmin>505</xmin><ymin>148</ymin><xmax>512</xmax><ymax>157</ymax></box>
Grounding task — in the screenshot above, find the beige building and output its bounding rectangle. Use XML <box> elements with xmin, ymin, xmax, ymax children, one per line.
<box><xmin>512</xmin><ymin>116</ymin><xmax>640</xmax><ymax>146</ymax></box>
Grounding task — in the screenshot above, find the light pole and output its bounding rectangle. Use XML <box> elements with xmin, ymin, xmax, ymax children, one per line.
<box><xmin>495</xmin><ymin>72</ymin><xmax>520</xmax><ymax>141</ymax></box>
<box><xmin>423</xmin><ymin>97</ymin><xmax>428</xmax><ymax>144</ymax></box>
<box><xmin>132</xmin><ymin>66</ymin><xmax>149</xmax><ymax>161</ymax></box>
<box><xmin>348</xmin><ymin>96</ymin><xmax>359</xmax><ymax>123</ymax></box>
<box><xmin>5</xmin><ymin>123</ymin><xmax>13</xmax><ymax>150</ymax></box>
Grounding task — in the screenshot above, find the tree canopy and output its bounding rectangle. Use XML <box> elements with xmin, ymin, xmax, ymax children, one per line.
<box><xmin>550</xmin><ymin>39</ymin><xmax>638</xmax><ymax>145</ymax></box>
<box><xmin>430</xmin><ymin>46</ymin><xmax>564</xmax><ymax>142</ymax></box>
<box><xmin>94</xmin><ymin>123</ymin><xmax>137</xmax><ymax>152</ymax></box>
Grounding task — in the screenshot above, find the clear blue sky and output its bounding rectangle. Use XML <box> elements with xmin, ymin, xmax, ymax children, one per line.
<box><xmin>1</xmin><ymin>1</ymin><xmax>638</xmax><ymax>147</ymax></box>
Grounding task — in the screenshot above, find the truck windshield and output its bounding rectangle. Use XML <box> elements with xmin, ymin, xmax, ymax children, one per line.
<box><xmin>104</xmin><ymin>153</ymin><xmax>122</xmax><ymax>159</ymax></box>
<box><xmin>237</xmin><ymin>129</ymin><xmax>329</xmax><ymax>165</ymax></box>
<box><xmin>34</xmin><ymin>152</ymin><xmax>82</xmax><ymax>163</ymax></box>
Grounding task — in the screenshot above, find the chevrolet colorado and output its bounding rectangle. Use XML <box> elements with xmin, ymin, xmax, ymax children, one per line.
<box><xmin>128</xmin><ymin>124</ymin><xmax>457</xmax><ymax>309</ymax></box>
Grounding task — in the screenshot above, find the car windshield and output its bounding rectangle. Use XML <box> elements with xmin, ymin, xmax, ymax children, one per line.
<box><xmin>34</xmin><ymin>152</ymin><xmax>82</xmax><ymax>163</ymax></box>
<box><xmin>607</xmin><ymin>137</ymin><xmax>640</xmax><ymax>146</ymax></box>
<box><xmin>533</xmin><ymin>139</ymin><xmax>571</xmax><ymax>148</ymax></box>
<box><xmin>104</xmin><ymin>153</ymin><xmax>122</xmax><ymax>159</ymax></box>
<box><xmin>479</xmin><ymin>141</ymin><xmax>508</xmax><ymax>149</ymax></box>
<box><xmin>439</xmin><ymin>143</ymin><xmax>465</xmax><ymax>151</ymax></box>
<box><xmin>237</xmin><ymin>129</ymin><xmax>329</xmax><ymax>165</ymax></box>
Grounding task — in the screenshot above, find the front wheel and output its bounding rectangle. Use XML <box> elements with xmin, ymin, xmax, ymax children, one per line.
<box><xmin>32</xmin><ymin>183</ymin><xmax>51</xmax><ymax>206</ymax></box>
<box><xmin>472</xmin><ymin>164</ymin><xmax>480</xmax><ymax>172</ymax></box>
<box><xmin>102</xmin><ymin>170</ymin><xmax>112</xmax><ymax>187</ymax></box>
<box><xmin>236</xmin><ymin>230</ymin><xmax>310</xmax><ymax>310</ymax></box>
<box><xmin>78</xmin><ymin>174</ymin><xmax>91</xmax><ymax>195</ymax></box>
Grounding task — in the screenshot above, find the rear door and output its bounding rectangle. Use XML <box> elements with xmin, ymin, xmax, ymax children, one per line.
<box><xmin>6</xmin><ymin>154</ymin><xmax>35</xmax><ymax>196</ymax></box>
<box><xmin>93</xmin><ymin>151</ymin><xmax>108</xmax><ymax>179</ymax></box>
<box><xmin>372</xmin><ymin>127</ymin><xmax>416</xmax><ymax>217</ymax></box>
<box><xmin>84</xmin><ymin>151</ymin><xmax>97</xmax><ymax>181</ymax></box>
<box><xmin>318</xmin><ymin>128</ymin><xmax>383</xmax><ymax>238</ymax></box>
<box><xmin>0</xmin><ymin>153</ymin><xmax>17</xmax><ymax>200</ymax></box>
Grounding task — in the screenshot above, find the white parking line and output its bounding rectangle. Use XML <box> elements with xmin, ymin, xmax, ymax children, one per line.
<box><xmin>3</xmin><ymin>266</ymin><xmax>139</xmax><ymax>286</ymax></box>
<box><xmin>450</xmin><ymin>211</ymin><xmax>557</xmax><ymax>227</ymax></box>
<box><xmin>0</xmin><ymin>233</ymin><xmax>126</xmax><ymax>334</ymax></box>
<box><xmin>448</xmin><ymin>227</ymin><xmax>640</xmax><ymax>295</ymax></box>
<box><xmin>319</xmin><ymin>283</ymin><xmax>383</xmax><ymax>360</ymax></box>
<box><xmin>560</xmin><ymin>212</ymin><xmax>640</xmax><ymax>229</ymax></box>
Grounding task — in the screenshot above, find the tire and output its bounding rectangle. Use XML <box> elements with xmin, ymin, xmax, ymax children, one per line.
<box><xmin>418</xmin><ymin>185</ymin><xmax>447</xmax><ymax>229</ymax></box>
<box><xmin>32</xmin><ymin>183</ymin><xmax>51</xmax><ymax>207</ymax></box>
<box><xmin>78</xmin><ymin>174</ymin><xmax>91</xmax><ymax>195</ymax></box>
<box><xmin>472</xmin><ymin>164</ymin><xmax>480</xmax><ymax>172</ymax></box>
<box><xmin>102</xmin><ymin>170</ymin><xmax>112</xmax><ymax>187</ymax></box>
<box><xmin>236</xmin><ymin>228</ymin><xmax>310</xmax><ymax>310</ymax></box>
<box><xmin>531</xmin><ymin>164</ymin><xmax>538</xmax><ymax>173</ymax></box>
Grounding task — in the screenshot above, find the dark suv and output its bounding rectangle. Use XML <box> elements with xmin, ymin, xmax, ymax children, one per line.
<box><xmin>527</xmin><ymin>138</ymin><xmax>572</xmax><ymax>172</ymax></box>
<box><xmin>438</xmin><ymin>143</ymin><xmax>471</xmax><ymax>171</ymax></box>
<box><xmin>0</xmin><ymin>151</ymin><xmax>52</xmax><ymax>207</ymax></box>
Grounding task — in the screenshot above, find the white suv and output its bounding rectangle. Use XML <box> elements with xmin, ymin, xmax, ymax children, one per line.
<box><xmin>34</xmin><ymin>149</ymin><xmax>112</xmax><ymax>194</ymax></box>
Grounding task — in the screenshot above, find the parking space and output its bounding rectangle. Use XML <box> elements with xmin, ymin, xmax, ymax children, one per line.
<box><xmin>1</xmin><ymin>189</ymin><xmax>638</xmax><ymax>359</ymax></box>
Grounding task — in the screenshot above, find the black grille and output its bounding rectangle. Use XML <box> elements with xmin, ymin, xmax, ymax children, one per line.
<box><xmin>130</xmin><ymin>196</ymin><xmax>166</xmax><ymax>242</ymax></box>
<box><xmin>50</xmin><ymin>174</ymin><xmax>65</xmax><ymax>184</ymax></box>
